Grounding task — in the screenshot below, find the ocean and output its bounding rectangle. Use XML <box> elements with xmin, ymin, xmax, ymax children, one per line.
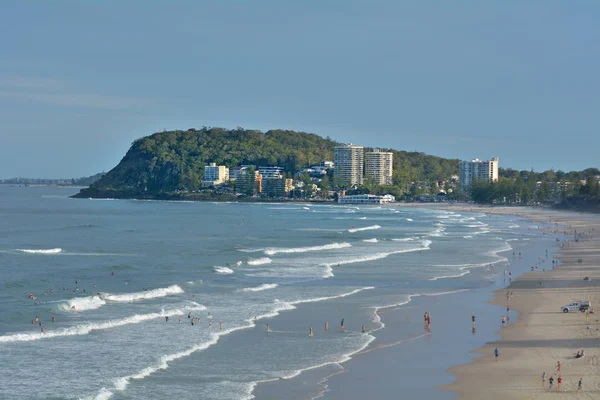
<box><xmin>0</xmin><ymin>186</ymin><xmax>552</xmax><ymax>399</ymax></box>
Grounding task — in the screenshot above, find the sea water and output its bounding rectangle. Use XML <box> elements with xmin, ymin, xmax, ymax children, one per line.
<box><xmin>0</xmin><ymin>186</ymin><xmax>548</xmax><ymax>399</ymax></box>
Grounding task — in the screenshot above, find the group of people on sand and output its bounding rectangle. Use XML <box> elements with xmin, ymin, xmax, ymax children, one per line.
<box><xmin>541</xmin><ymin>361</ymin><xmax>583</xmax><ymax>391</ymax></box>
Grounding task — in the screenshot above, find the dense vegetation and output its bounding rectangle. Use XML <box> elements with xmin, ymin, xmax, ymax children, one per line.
<box><xmin>74</xmin><ymin>127</ymin><xmax>460</xmax><ymax>199</ymax></box>
<box><xmin>469</xmin><ymin>168</ymin><xmax>600</xmax><ymax>212</ymax></box>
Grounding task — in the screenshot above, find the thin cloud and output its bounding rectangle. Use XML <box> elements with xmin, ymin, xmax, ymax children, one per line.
<box><xmin>0</xmin><ymin>77</ymin><xmax>60</xmax><ymax>90</ymax></box>
<box><xmin>0</xmin><ymin>77</ymin><xmax>151</xmax><ymax>111</ymax></box>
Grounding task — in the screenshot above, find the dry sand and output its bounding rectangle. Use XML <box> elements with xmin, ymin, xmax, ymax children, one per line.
<box><xmin>401</xmin><ymin>204</ymin><xmax>600</xmax><ymax>399</ymax></box>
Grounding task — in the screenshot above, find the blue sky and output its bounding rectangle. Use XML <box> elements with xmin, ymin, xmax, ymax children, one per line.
<box><xmin>1</xmin><ymin>1</ymin><xmax>599</xmax><ymax>178</ymax></box>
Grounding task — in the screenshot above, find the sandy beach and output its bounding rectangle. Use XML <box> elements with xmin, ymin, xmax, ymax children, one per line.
<box><xmin>414</xmin><ymin>205</ymin><xmax>600</xmax><ymax>399</ymax></box>
<box><xmin>254</xmin><ymin>204</ymin><xmax>600</xmax><ymax>400</ymax></box>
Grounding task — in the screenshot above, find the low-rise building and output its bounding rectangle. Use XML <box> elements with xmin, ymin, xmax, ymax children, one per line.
<box><xmin>337</xmin><ymin>194</ymin><xmax>395</xmax><ymax>204</ymax></box>
<box><xmin>202</xmin><ymin>163</ymin><xmax>229</xmax><ymax>186</ymax></box>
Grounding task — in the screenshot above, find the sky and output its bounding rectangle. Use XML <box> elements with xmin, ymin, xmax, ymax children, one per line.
<box><xmin>1</xmin><ymin>1</ymin><xmax>599</xmax><ymax>178</ymax></box>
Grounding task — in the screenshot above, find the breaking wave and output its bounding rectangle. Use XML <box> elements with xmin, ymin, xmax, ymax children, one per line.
<box><xmin>264</xmin><ymin>242</ymin><xmax>351</xmax><ymax>255</ymax></box>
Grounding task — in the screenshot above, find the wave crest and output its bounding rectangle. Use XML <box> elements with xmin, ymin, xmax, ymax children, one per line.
<box><xmin>264</xmin><ymin>242</ymin><xmax>351</xmax><ymax>255</ymax></box>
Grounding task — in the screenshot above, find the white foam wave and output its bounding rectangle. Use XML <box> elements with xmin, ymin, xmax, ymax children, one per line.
<box><xmin>104</xmin><ymin>285</ymin><xmax>184</xmax><ymax>303</ymax></box>
<box><xmin>264</xmin><ymin>242</ymin><xmax>351</xmax><ymax>255</ymax></box>
<box><xmin>58</xmin><ymin>296</ymin><xmax>106</xmax><ymax>311</ymax></box>
<box><xmin>429</xmin><ymin>270</ymin><xmax>471</xmax><ymax>280</ymax></box>
<box><xmin>17</xmin><ymin>248</ymin><xmax>62</xmax><ymax>254</ymax></box>
<box><xmin>463</xmin><ymin>235</ymin><xmax>473</xmax><ymax>239</ymax></box>
<box><xmin>406</xmin><ymin>218</ymin><xmax>413</xmax><ymax>222</ymax></box>
<box><xmin>0</xmin><ymin>305</ymin><xmax>205</xmax><ymax>343</ymax></box>
<box><xmin>348</xmin><ymin>225</ymin><xmax>381</xmax><ymax>233</ymax></box>
<box><xmin>88</xmin><ymin>287</ymin><xmax>374</xmax><ymax>399</ymax></box>
<box><xmin>363</xmin><ymin>238</ymin><xmax>378</xmax><ymax>243</ymax></box>
<box><xmin>214</xmin><ymin>266</ymin><xmax>234</xmax><ymax>275</ymax></box>
<box><xmin>392</xmin><ymin>238</ymin><xmax>414</xmax><ymax>242</ymax></box>
<box><xmin>322</xmin><ymin>240</ymin><xmax>431</xmax><ymax>273</ymax></box>
<box><xmin>509</xmin><ymin>224</ymin><xmax>520</xmax><ymax>228</ymax></box>
<box><xmin>247</xmin><ymin>257</ymin><xmax>272</xmax><ymax>266</ymax></box>
<box><xmin>241</xmin><ymin>283</ymin><xmax>279</xmax><ymax>292</ymax></box>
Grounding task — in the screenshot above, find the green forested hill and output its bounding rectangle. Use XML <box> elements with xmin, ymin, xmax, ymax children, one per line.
<box><xmin>74</xmin><ymin>127</ymin><xmax>459</xmax><ymax>198</ymax></box>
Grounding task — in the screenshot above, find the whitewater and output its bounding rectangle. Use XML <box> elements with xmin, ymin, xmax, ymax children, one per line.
<box><xmin>0</xmin><ymin>187</ymin><xmax>546</xmax><ymax>400</ymax></box>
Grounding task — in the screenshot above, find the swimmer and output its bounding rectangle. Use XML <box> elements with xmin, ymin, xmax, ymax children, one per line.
<box><xmin>35</xmin><ymin>316</ymin><xmax>39</xmax><ymax>323</ymax></box>
<box><xmin>325</xmin><ymin>321</ymin><xmax>328</xmax><ymax>332</ymax></box>
<box><xmin>93</xmin><ymin>284</ymin><xmax>97</xmax><ymax>288</ymax></box>
<box><xmin>188</xmin><ymin>312</ymin><xmax>192</xmax><ymax>319</ymax></box>
<box><xmin>41</xmin><ymin>327</ymin><xmax>44</xmax><ymax>333</ymax></box>
<box><xmin>266</xmin><ymin>324</ymin><xmax>270</xmax><ymax>332</ymax></box>
<box><xmin>71</xmin><ymin>305</ymin><xmax>76</xmax><ymax>310</ymax></box>
<box><xmin>362</xmin><ymin>324</ymin><xmax>366</xmax><ymax>333</ymax></box>
<box><xmin>52</xmin><ymin>316</ymin><xmax>55</xmax><ymax>323</ymax></box>
<box><xmin>209</xmin><ymin>320</ymin><xmax>212</xmax><ymax>327</ymax></box>
<box><xmin>341</xmin><ymin>319</ymin><xmax>344</xmax><ymax>330</ymax></box>
<box><xmin>111</xmin><ymin>272</ymin><xmax>114</xmax><ymax>276</ymax></box>
<box><xmin>219</xmin><ymin>322</ymin><xmax>223</xmax><ymax>330</ymax></box>
<box><xmin>309</xmin><ymin>326</ymin><xmax>313</xmax><ymax>337</ymax></box>
<box><xmin>179</xmin><ymin>316</ymin><xmax>182</xmax><ymax>324</ymax></box>
<box><xmin>165</xmin><ymin>316</ymin><xmax>169</xmax><ymax>322</ymax></box>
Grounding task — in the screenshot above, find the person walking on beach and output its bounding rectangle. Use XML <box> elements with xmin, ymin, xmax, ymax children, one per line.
<box><xmin>557</xmin><ymin>375</ymin><xmax>562</xmax><ymax>390</ymax></box>
<box><xmin>548</xmin><ymin>376</ymin><xmax>554</xmax><ymax>390</ymax></box>
<box><xmin>541</xmin><ymin>372</ymin><xmax>546</xmax><ymax>386</ymax></box>
<box><xmin>494</xmin><ymin>348</ymin><xmax>499</xmax><ymax>361</ymax></box>
<box><xmin>556</xmin><ymin>361</ymin><xmax>561</xmax><ymax>374</ymax></box>
<box><xmin>578</xmin><ymin>378</ymin><xmax>582</xmax><ymax>390</ymax></box>
<box><xmin>471</xmin><ymin>314</ymin><xmax>476</xmax><ymax>331</ymax></box>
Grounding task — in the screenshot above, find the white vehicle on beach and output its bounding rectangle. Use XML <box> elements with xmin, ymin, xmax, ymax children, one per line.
<box><xmin>561</xmin><ymin>301</ymin><xmax>590</xmax><ymax>313</ymax></box>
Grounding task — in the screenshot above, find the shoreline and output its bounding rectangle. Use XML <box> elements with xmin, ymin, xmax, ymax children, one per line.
<box><xmin>252</xmin><ymin>208</ymin><xmax>555</xmax><ymax>400</ymax></box>
<box><xmin>437</xmin><ymin>206</ymin><xmax>600</xmax><ymax>399</ymax></box>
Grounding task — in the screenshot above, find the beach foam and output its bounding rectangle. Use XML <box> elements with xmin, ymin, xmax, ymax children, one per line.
<box><xmin>58</xmin><ymin>296</ymin><xmax>106</xmax><ymax>311</ymax></box>
<box><xmin>17</xmin><ymin>248</ymin><xmax>62</xmax><ymax>254</ymax></box>
<box><xmin>214</xmin><ymin>266</ymin><xmax>234</xmax><ymax>275</ymax></box>
<box><xmin>247</xmin><ymin>257</ymin><xmax>272</xmax><ymax>266</ymax></box>
<box><xmin>89</xmin><ymin>288</ymin><xmax>374</xmax><ymax>399</ymax></box>
<box><xmin>241</xmin><ymin>283</ymin><xmax>279</xmax><ymax>292</ymax></box>
<box><xmin>264</xmin><ymin>242</ymin><xmax>351</xmax><ymax>255</ymax></box>
<box><xmin>104</xmin><ymin>285</ymin><xmax>184</xmax><ymax>303</ymax></box>
<box><xmin>322</xmin><ymin>240</ymin><xmax>431</xmax><ymax>275</ymax></box>
<box><xmin>363</xmin><ymin>238</ymin><xmax>378</xmax><ymax>243</ymax></box>
<box><xmin>348</xmin><ymin>225</ymin><xmax>381</xmax><ymax>233</ymax></box>
<box><xmin>0</xmin><ymin>305</ymin><xmax>205</xmax><ymax>343</ymax></box>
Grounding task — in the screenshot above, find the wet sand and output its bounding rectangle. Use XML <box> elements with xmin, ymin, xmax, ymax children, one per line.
<box><xmin>254</xmin><ymin>206</ymin><xmax>557</xmax><ymax>400</ymax></box>
<box><xmin>415</xmin><ymin>205</ymin><xmax>600</xmax><ymax>399</ymax></box>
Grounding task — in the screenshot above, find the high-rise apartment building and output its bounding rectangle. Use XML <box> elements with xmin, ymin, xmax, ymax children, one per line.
<box><xmin>459</xmin><ymin>157</ymin><xmax>499</xmax><ymax>192</ymax></box>
<box><xmin>202</xmin><ymin>163</ymin><xmax>229</xmax><ymax>186</ymax></box>
<box><xmin>334</xmin><ymin>144</ymin><xmax>364</xmax><ymax>186</ymax></box>
<box><xmin>365</xmin><ymin>149</ymin><xmax>393</xmax><ymax>186</ymax></box>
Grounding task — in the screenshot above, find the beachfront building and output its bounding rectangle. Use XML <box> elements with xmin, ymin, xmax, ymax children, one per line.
<box><xmin>365</xmin><ymin>149</ymin><xmax>393</xmax><ymax>186</ymax></box>
<box><xmin>236</xmin><ymin>170</ymin><xmax>262</xmax><ymax>196</ymax></box>
<box><xmin>257</xmin><ymin>166</ymin><xmax>284</xmax><ymax>180</ymax></box>
<box><xmin>263</xmin><ymin>177</ymin><xmax>294</xmax><ymax>198</ymax></box>
<box><xmin>334</xmin><ymin>144</ymin><xmax>364</xmax><ymax>186</ymax></box>
<box><xmin>337</xmin><ymin>194</ymin><xmax>395</xmax><ymax>204</ymax></box>
<box><xmin>459</xmin><ymin>157</ymin><xmax>499</xmax><ymax>192</ymax></box>
<box><xmin>202</xmin><ymin>163</ymin><xmax>229</xmax><ymax>186</ymax></box>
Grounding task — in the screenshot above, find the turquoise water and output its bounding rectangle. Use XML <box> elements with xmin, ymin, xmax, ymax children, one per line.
<box><xmin>0</xmin><ymin>186</ymin><xmax>545</xmax><ymax>399</ymax></box>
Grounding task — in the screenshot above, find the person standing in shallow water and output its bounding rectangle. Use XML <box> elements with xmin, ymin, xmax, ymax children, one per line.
<box><xmin>325</xmin><ymin>321</ymin><xmax>328</xmax><ymax>332</ymax></box>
